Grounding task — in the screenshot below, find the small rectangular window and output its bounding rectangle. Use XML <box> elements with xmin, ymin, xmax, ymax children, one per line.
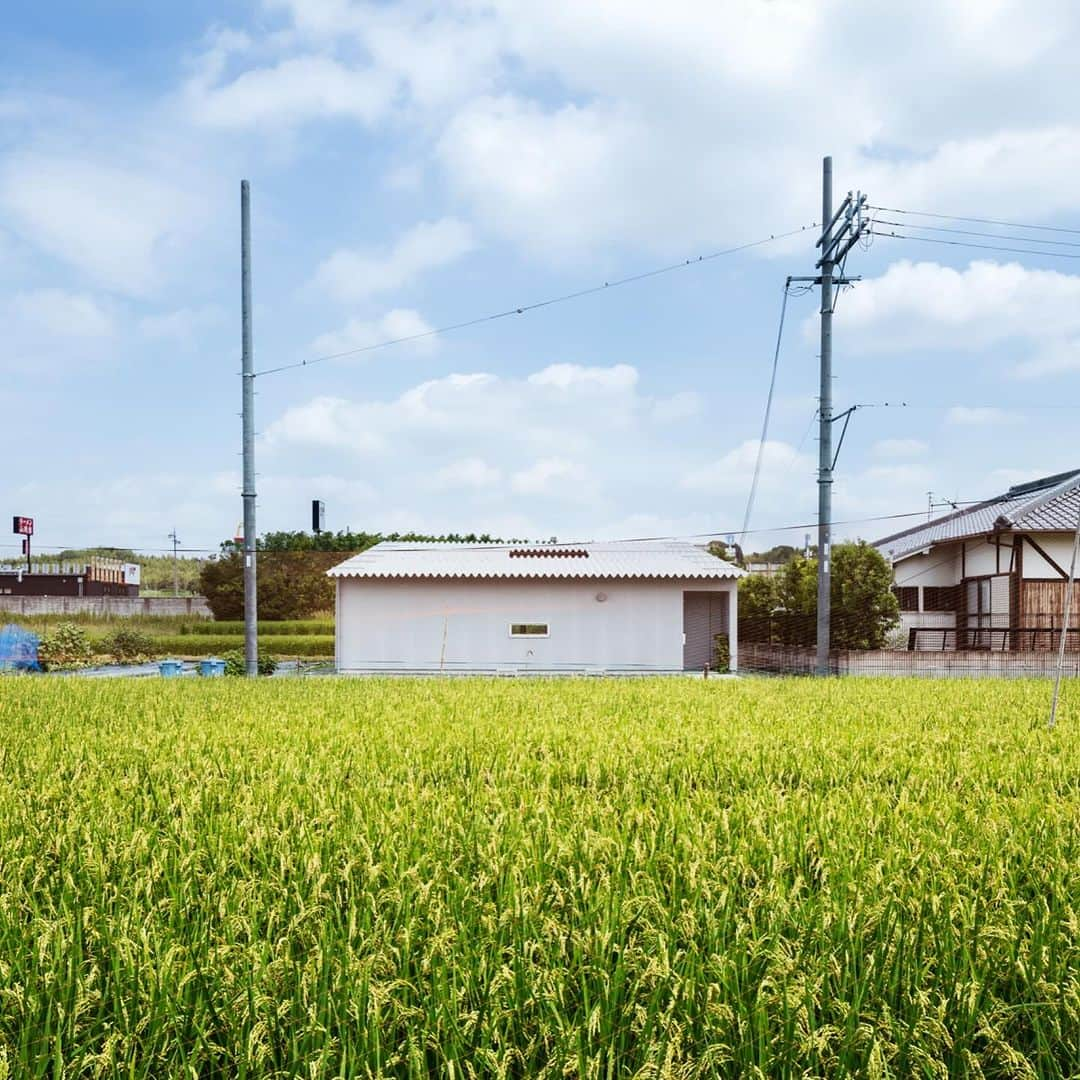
<box><xmin>510</xmin><ymin>623</ymin><xmax>549</xmax><ymax>637</ymax></box>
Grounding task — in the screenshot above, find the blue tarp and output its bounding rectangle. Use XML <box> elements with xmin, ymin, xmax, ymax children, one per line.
<box><xmin>0</xmin><ymin>623</ymin><xmax>40</xmax><ymax>672</ymax></box>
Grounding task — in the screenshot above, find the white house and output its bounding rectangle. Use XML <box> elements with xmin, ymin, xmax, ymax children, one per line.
<box><xmin>328</xmin><ymin>541</ymin><xmax>744</xmax><ymax>673</ymax></box>
<box><xmin>874</xmin><ymin>469</ymin><xmax>1080</xmax><ymax>650</ymax></box>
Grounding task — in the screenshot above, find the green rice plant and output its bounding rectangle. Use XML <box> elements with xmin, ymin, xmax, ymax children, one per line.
<box><xmin>0</xmin><ymin>677</ymin><xmax>1078</xmax><ymax>1076</ymax></box>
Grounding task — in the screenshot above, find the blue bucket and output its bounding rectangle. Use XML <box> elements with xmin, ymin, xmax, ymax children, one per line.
<box><xmin>159</xmin><ymin>659</ymin><xmax>184</xmax><ymax>678</ymax></box>
<box><xmin>199</xmin><ymin>658</ymin><xmax>226</xmax><ymax>678</ymax></box>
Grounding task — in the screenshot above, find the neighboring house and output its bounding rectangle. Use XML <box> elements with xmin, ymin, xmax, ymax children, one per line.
<box><xmin>0</xmin><ymin>557</ymin><xmax>140</xmax><ymax>599</ymax></box>
<box><xmin>328</xmin><ymin>541</ymin><xmax>743</xmax><ymax>673</ymax></box>
<box><xmin>874</xmin><ymin>469</ymin><xmax>1080</xmax><ymax>650</ymax></box>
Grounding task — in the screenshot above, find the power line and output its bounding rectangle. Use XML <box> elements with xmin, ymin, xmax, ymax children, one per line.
<box><xmin>741</xmin><ymin>279</ymin><xmax>795</xmax><ymax>541</ymax></box>
<box><xmin>868</xmin><ymin>205</ymin><xmax>1080</xmax><ymax>237</ymax></box>
<box><xmin>870</xmin><ymin>227</ymin><xmax>1080</xmax><ymax>262</ymax></box>
<box><xmin>873</xmin><ymin>218</ymin><xmax>1080</xmax><ymax>250</ymax></box>
<box><xmin>254</xmin><ymin>224</ymin><xmax>819</xmax><ymax>378</ymax></box>
<box><xmin>0</xmin><ymin>502</ymin><xmax>995</xmax><ymax>560</ymax></box>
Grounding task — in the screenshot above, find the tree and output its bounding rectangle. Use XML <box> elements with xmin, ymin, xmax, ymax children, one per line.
<box><xmin>830</xmin><ymin>542</ymin><xmax>900</xmax><ymax>649</ymax></box>
<box><xmin>198</xmin><ymin>530</ymin><xmax>513</xmax><ymax>621</ymax></box>
<box><xmin>738</xmin><ymin>542</ymin><xmax>899</xmax><ymax>649</ymax></box>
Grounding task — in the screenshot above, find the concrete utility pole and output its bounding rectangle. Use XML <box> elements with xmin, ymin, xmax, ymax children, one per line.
<box><xmin>816</xmin><ymin>157</ymin><xmax>834</xmax><ymax>677</ymax></box>
<box><xmin>241</xmin><ymin>180</ymin><xmax>258</xmax><ymax>676</ymax></box>
<box><xmin>791</xmin><ymin>157</ymin><xmax>868</xmax><ymax>675</ymax></box>
<box><xmin>168</xmin><ymin>527</ymin><xmax>180</xmax><ymax>596</ymax></box>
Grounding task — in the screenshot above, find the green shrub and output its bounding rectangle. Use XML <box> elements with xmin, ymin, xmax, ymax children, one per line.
<box><xmin>222</xmin><ymin>650</ymin><xmax>245</xmax><ymax>677</ymax></box>
<box><xmin>221</xmin><ymin>649</ymin><xmax>280</xmax><ymax>676</ymax></box>
<box><xmin>713</xmin><ymin>632</ymin><xmax>730</xmax><ymax>674</ymax></box>
<box><xmin>104</xmin><ymin>627</ymin><xmax>156</xmax><ymax>663</ymax></box>
<box><xmin>38</xmin><ymin>622</ymin><xmax>93</xmax><ymax>670</ymax></box>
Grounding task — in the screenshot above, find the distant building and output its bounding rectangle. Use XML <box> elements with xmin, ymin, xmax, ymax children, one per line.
<box><xmin>0</xmin><ymin>557</ymin><xmax>140</xmax><ymax>599</ymax></box>
<box><xmin>329</xmin><ymin>541</ymin><xmax>743</xmax><ymax>673</ymax></box>
<box><xmin>874</xmin><ymin>469</ymin><xmax>1080</xmax><ymax>650</ymax></box>
<box><xmin>747</xmin><ymin>561</ymin><xmax>786</xmax><ymax>576</ymax></box>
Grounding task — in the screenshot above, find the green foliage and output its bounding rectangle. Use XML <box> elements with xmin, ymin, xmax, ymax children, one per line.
<box><xmin>739</xmin><ymin>542</ymin><xmax>900</xmax><ymax>649</ymax></box>
<box><xmin>182</xmin><ymin>619</ymin><xmax>334</xmax><ymax>636</ymax></box>
<box><xmin>221</xmin><ymin>649</ymin><xmax>283</xmax><ymax>675</ymax></box>
<box><xmin>103</xmin><ymin>627</ymin><xmax>155</xmax><ymax>663</ymax></box>
<box><xmin>713</xmin><ymin>631</ymin><xmax>730</xmax><ymax>673</ymax></box>
<box><xmin>37</xmin><ymin>622</ymin><xmax>93</xmax><ymax>669</ymax></box>
<box><xmin>158</xmin><ymin>635</ymin><xmax>332</xmax><ymax>658</ymax></box>
<box><xmin>746</xmin><ymin>543</ymin><xmax>802</xmax><ymax>565</ymax></box>
<box><xmin>200</xmin><ymin>531</ymin><xmax>515</xmax><ymax>621</ymax></box>
<box><xmin>221</xmin><ymin>649</ymin><xmax>245</xmax><ymax>677</ymax></box>
<box><xmin>830</xmin><ymin>541</ymin><xmax>902</xmax><ymax>649</ymax></box>
<box><xmin>0</xmin><ymin>678</ymin><xmax>1078</xmax><ymax>1076</ymax></box>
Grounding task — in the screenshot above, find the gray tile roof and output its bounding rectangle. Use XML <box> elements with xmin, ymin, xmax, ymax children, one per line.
<box><xmin>328</xmin><ymin>540</ymin><xmax>744</xmax><ymax>580</ymax></box>
<box><xmin>875</xmin><ymin>469</ymin><xmax>1080</xmax><ymax>562</ymax></box>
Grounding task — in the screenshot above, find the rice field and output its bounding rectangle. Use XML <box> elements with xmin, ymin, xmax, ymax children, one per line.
<box><xmin>1</xmin><ymin>676</ymin><xmax>1078</xmax><ymax>1077</ymax></box>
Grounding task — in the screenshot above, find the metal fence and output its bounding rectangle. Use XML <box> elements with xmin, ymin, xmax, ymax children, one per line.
<box><xmin>739</xmin><ymin>642</ymin><xmax>1080</xmax><ymax>678</ymax></box>
<box><xmin>738</xmin><ymin>609</ymin><xmax>1080</xmax><ymax>677</ymax></box>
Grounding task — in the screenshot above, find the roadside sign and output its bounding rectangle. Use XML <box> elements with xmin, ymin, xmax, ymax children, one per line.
<box><xmin>13</xmin><ymin>516</ymin><xmax>33</xmax><ymax>536</ymax></box>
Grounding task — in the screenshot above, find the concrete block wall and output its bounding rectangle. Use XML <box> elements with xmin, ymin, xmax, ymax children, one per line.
<box><xmin>0</xmin><ymin>596</ymin><xmax>212</xmax><ymax>618</ymax></box>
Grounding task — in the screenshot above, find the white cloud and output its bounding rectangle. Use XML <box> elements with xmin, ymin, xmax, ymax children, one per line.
<box><xmin>652</xmin><ymin>391</ymin><xmax>702</xmax><ymax>424</ymax></box>
<box><xmin>433</xmin><ymin>457</ymin><xmax>502</xmax><ymax>490</ymax></box>
<box><xmin>946</xmin><ymin>405</ymin><xmax>1021</xmax><ymax>425</ymax></box>
<box><xmin>527</xmin><ymin>362</ymin><xmax>637</xmax><ymax>392</ymax></box>
<box><xmin>265</xmin><ymin>361</ymin><xmax>645</xmax><ymax>460</ymax></box>
<box><xmin>13</xmin><ymin>289</ymin><xmax>114</xmax><ymax>338</ymax></box>
<box><xmin>0</xmin><ymin>153</ymin><xmax>203</xmax><ymax>297</ymax></box>
<box><xmin>681</xmin><ymin>439</ymin><xmax>813</xmax><ymax>496</ymax></box>
<box><xmin>265</xmin><ymin>396</ymin><xmax>387</xmax><ymax>454</ymax></box>
<box><xmin>161</xmin><ymin>0</ymin><xmax>1080</xmax><ymax>270</ymax></box>
<box><xmin>310</xmin><ymin>308</ymin><xmax>437</xmax><ymax>357</ymax></box>
<box><xmin>188</xmin><ymin>55</ymin><xmax>396</xmax><ymax>129</ymax></box>
<box><xmin>312</xmin><ymin>218</ymin><xmax>475</xmax><ymax>304</ymax></box>
<box><xmin>829</xmin><ymin>259</ymin><xmax>1080</xmax><ymax>378</ymax></box>
<box><xmin>138</xmin><ymin>306</ymin><xmax>222</xmax><ymax>341</ymax></box>
<box><xmin>511</xmin><ymin>458</ymin><xmax>588</xmax><ymax>497</ymax></box>
<box><xmin>872</xmin><ymin>437</ymin><xmax>928</xmax><ymax>459</ymax></box>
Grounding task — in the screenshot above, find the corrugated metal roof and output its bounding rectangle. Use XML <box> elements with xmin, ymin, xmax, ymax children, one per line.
<box><xmin>875</xmin><ymin>469</ymin><xmax>1080</xmax><ymax>562</ymax></box>
<box><xmin>328</xmin><ymin>541</ymin><xmax>745</xmax><ymax>580</ymax></box>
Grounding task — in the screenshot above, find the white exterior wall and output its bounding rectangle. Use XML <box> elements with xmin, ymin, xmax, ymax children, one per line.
<box><xmin>893</xmin><ymin>548</ymin><xmax>961</xmax><ymax>589</ymax></box>
<box><xmin>336</xmin><ymin>577</ymin><xmax>737</xmax><ymax>673</ymax></box>
<box><xmin>962</xmin><ymin>540</ymin><xmax>999</xmax><ymax>577</ymax></box>
<box><xmin>1022</xmin><ymin>534</ymin><xmax>1074</xmax><ymax>578</ymax></box>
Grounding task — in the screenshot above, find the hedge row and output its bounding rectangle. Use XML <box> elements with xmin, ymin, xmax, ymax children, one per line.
<box><xmin>181</xmin><ymin>620</ymin><xmax>334</xmax><ymax>637</ymax></box>
<box><xmin>154</xmin><ymin>635</ymin><xmax>334</xmax><ymax>657</ymax></box>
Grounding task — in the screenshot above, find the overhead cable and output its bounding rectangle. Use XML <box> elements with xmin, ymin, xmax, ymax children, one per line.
<box><xmin>873</xmin><ymin>218</ymin><xmax>1080</xmax><ymax>250</ymax></box>
<box><xmin>255</xmin><ymin>224</ymin><xmax>819</xmax><ymax>377</ymax></box>
<box><xmin>741</xmin><ymin>279</ymin><xmax>794</xmax><ymax>540</ymax></box>
<box><xmin>870</xmin><ymin>228</ymin><xmax>1080</xmax><ymax>261</ymax></box>
<box><xmin>868</xmin><ymin>205</ymin><xmax>1080</xmax><ymax>237</ymax></box>
<box><xmin>0</xmin><ymin>502</ymin><xmax>994</xmax><ymax>559</ymax></box>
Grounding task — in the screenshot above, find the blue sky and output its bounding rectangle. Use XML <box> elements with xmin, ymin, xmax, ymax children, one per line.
<box><xmin>4</xmin><ymin>0</ymin><xmax>1080</xmax><ymax>559</ymax></box>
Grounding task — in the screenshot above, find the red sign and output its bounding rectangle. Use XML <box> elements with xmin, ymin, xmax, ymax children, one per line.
<box><xmin>12</xmin><ymin>516</ymin><xmax>33</xmax><ymax>536</ymax></box>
